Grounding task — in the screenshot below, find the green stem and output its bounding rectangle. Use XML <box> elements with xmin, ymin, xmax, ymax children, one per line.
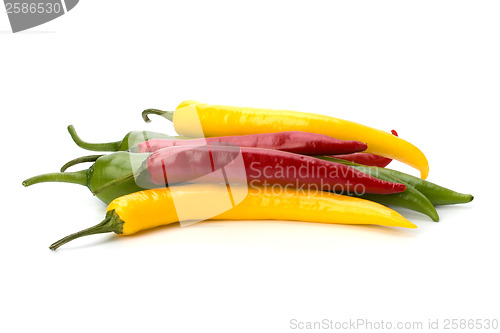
<box><xmin>68</xmin><ymin>125</ymin><xmax>122</xmax><ymax>152</ymax></box>
<box><xmin>22</xmin><ymin>170</ymin><xmax>88</xmax><ymax>187</ymax></box>
<box><xmin>49</xmin><ymin>210</ymin><xmax>124</xmax><ymax>250</ymax></box>
<box><xmin>60</xmin><ymin>155</ymin><xmax>104</xmax><ymax>172</ymax></box>
<box><xmin>142</xmin><ymin>109</ymin><xmax>174</xmax><ymax>123</ymax></box>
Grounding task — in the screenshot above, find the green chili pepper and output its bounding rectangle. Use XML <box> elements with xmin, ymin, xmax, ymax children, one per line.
<box><xmin>374</xmin><ymin>168</ymin><xmax>473</xmax><ymax>205</ymax></box>
<box><xmin>319</xmin><ymin>156</ymin><xmax>473</xmax><ymax>221</ymax></box>
<box><xmin>351</xmin><ymin>167</ymin><xmax>439</xmax><ymax>222</ymax></box>
<box><xmin>67</xmin><ymin>125</ymin><xmax>190</xmax><ymax>152</ymax></box>
<box><xmin>22</xmin><ymin>152</ymin><xmax>156</xmax><ymax>204</ymax></box>
<box><xmin>324</xmin><ymin>158</ymin><xmax>439</xmax><ymax>221</ymax></box>
<box><xmin>334</xmin><ymin>158</ymin><xmax>473</xmax><ymax>206</ymax></box>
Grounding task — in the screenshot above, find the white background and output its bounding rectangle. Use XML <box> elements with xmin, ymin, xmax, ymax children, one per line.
<box><xmin>1</xmin><ymin>1</ymin><xmax>498</xmax><ymax>332</ymax></box>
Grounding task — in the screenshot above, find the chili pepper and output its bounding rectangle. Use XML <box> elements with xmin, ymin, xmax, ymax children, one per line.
<box><xmin>141</xmin><ymin>144</ymin><xmax>406</xmax><ymax>195</ymax></box>
<box><xmin>319</xmin><ymin>156</ymin><xmax>439</xmax><ymax>221</ymax></box>
<box><xmin>23</xmin><ymin>145</ymin><xmax>404</xmax><ymax>206</ymax></box>
<box><xmin>142</xmin><ymin>101</ymin><xmax>429</xmax><ymax>178</ymax></box>
<box><xmin>375</xmin><ymin>168</ymin><xmax>474</xmax><ymax>206</ymax></box>
<box><xmin>327</xmin><ymin>157</ymin><xmax>473</xmax><ymax>206</ymax></box>
<box><xmin>331</xmin><ymin>152</ymin><xmax>393</xmax><ymax>168</ymax></box>
<box><xmin>22</xmin><ymin>152</ymin><xmax>157</xmax><ymax>204</ymax></box>
<box><xmin>320</xmin><ymin>156</ymin><xmax>473</xmax><ymax>219</ymax></box>
<box><xmin>130</xmin><ymin>131</ymin><xmax>368</xmax><ymax>156</ymax></box>
<box><xmin>356</xmin><ymin>170</ymin><xmax>440</xmax><ymax>222</ymax></box>
<box><xmin>49</xmin><ymin>183</ymin><xmax>417</xmax><ymax>250</ymax></box>
<box><xmin>332</xmin><ymin>130</ymin><xmax>398</xmax><ymax>167</ymax></box>
<box><xmin>67</xmin><ymin>125</ymin><xmax>189</xmax><ymax>152</ymax></box>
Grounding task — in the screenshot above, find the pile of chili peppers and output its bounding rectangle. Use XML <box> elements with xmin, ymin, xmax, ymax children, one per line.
<box><xmin>23</xmin><ymin>100</ymin><xmax>473</xmax><ymax>250</ymax></box>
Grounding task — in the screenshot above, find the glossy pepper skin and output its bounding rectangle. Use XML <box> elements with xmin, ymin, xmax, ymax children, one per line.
<box><xmin>143</xmin><ymin>101</ymin><xmax>429</xmax><ymax>178</ymax></box>
<box><xmin>332</xmin><ymin>130</ymin><xmax>397</xmax><ymax>167</ymax></box>
<box><xmin>145</xmin><ymin>145</ymin><xmax>406</xmax><ymax>195</ymax></box>
<box><xmin>320</xmin><ymin>156</ymin><xmax>473</xmax><ymax>221</ymax></box>
<box><xmin>332</xmin><ymin>157</ymin><xmax>474</xmax><ymax>206</ymax></box>
<box><xmin>320</xmin><ymin>156</ymin><xmax>441</xmax><ymax>220</ymax></box>
<box><xmin>67</xmin><ymin>125</ymin><xmax>189</xmax><ymax>152</ymax></box>
<box><xmin>22</xmin><ymin>152</ymin><xmax>156</xmax><ymax>204</ymax></box>
<box><xmin>357</xmin><ymin>170</ymin><xmax>440</xmax><ymax>222</ymax></box>
<box><xmin>331</xmin><ymin>152</ymin><xmax>393</xmax><ymax>168</ymax></box>
<box><xmin>49</xmin><ymin>183</ymin><xmax>417</xmax><ymax>250</ymax></box>
<box><xmin>131</xmin><ymin>131</ymin><xmax>367</xmax><ymax>156</ymax></box>
<box><xmin>374</xmin><ymin>168</ymin><xmax>474</xmax><ymax>206</ymax></box>
<box><xmin>22</xmin><ymin>145</ymin><xmax>404</xmax><ymax>205</ymax></box>
<box><xmin>319</xmin><ymin>156</ymin><xmax>438</xmax><ymax>221</ymax></box>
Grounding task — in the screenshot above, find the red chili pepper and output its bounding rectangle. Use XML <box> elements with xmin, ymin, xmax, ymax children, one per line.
<box><xmin>331</xmin><ymin>130</ymin><xmax>399</xmax><ymax>167</ymax></box>
<box><xmin>332</xmin><ymin>153</ymin><xmax>393</xmax><ymax>168</ymax></box>
<box><xmin>130</xmin><ymin>131</ymin><xmax>367</xmax><ymax>156</ymax></box>
<box><xmin>145</xmin><ymin>144</ymin><xmax>406</xmax><ymax>195</ymax></box>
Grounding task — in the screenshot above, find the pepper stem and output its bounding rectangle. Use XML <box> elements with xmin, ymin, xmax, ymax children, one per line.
<box><xmin>49</xmin><ymin>210</ymin><xmax>124</xmax><ymax>250</ymax></box>
<box><xmin>142</xmin><ymin>109</ymin><xmax>174</xmax><ymax>123</ymax></box>
<box><xmin>60</xmin><ymin>155</ymin><xmax>104</xmax><ymax>172</ymax></box>
<box><xmin>68</xmin><ymin>125</ymin><xmax>122</xmax><ymax>152</ymax></box>
<box><xmin>22</xmin><ymin>170</ymin><xmax>88</xmax><ymax>187</ymax></box>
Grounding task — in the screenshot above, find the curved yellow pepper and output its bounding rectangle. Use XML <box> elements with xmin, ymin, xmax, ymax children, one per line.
<box><xmin>171</xmin><ymin>100</ymin><xmax>429</xmax><ymax>179</ymax></box>
<box><xmin>49</xmin><ymin>184</ymin><xmax>416</xmax><ymax>250</ymax></box>
<box><xmin>110</xmin><ymin>184</ymin><xmax>416</xmax><ymax>235</ymax></box>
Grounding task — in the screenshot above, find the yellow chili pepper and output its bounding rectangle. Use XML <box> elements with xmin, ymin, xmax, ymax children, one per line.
<box><xmin>49</xmin><ymin>184</ymin><xmax>416</xmax><ymax>250</ymax></box>
<box><xmin>143</xmin><ymin>100</ymin><xmax>429</xmax><ymax>179</ymax></box>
